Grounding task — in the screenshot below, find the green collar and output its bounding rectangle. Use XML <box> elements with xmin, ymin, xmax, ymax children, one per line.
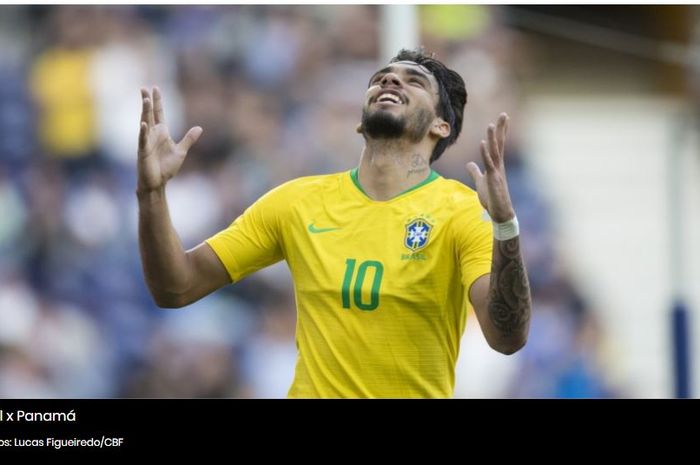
<box><xmin>350</xmin><ymin>167</ymin><xmax>440</xmax><ymax>201</ymax></box>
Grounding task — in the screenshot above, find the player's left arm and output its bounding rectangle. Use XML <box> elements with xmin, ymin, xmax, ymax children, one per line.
<box><xmin>466</xmin><ymin>113</ymin><xmax>532</xmax><ymax>355</ymax></box>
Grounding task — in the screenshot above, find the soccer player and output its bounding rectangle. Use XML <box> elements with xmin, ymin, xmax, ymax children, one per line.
<box><xmin>137</xmin><ymin>49</ymin><xmax>532</xmax><ymax>398</ymax></box>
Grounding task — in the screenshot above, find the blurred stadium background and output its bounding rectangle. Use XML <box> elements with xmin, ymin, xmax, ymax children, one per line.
<box><xmin>0</xmin><ymin>4</ymin><xmax>698</xmax><ymax>398</ymax></box>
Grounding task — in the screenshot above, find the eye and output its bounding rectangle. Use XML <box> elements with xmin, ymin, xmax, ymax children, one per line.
<box><xmin>409</xmin><ymin>78</ymin><xmax>425</xmax><ymax>87</ymax></box>
<box><xmin>371</xmin><ymin>75</ymin><xmax>383</xmax><ymax>84</ymax></box>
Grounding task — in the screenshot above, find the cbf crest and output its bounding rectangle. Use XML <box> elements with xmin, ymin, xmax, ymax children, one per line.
<box><xmin>404</xmin><ymin>218</ymin><xmax>433</xmax><ymax>252</ymax></box>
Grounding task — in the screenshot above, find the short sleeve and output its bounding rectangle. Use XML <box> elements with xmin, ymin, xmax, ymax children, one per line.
<box><xmin>205</xmin><ymin>187</ymin><xmax>286</xmax><ymax>283</ymax></box>
<box><xmin>452</xmin><ymin>199</ymin><xmax>493</xmax><ymax>302</ymax></box>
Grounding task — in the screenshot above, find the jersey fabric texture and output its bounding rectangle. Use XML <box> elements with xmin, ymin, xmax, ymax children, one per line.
<box><xmin>206</xmin><ymin>168</ymin><xmax>493</xmax><ymax>398</ymax></box>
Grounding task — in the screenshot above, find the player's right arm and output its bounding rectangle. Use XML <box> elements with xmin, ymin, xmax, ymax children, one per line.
<box><xmin>137</xmin><ymin>87</ymin><xmax>230</xmax><ymax>308</ymax></box>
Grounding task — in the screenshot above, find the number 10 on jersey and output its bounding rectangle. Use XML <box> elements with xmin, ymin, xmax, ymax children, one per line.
<box><xmin>341</xmin><ymin>259</ymin><xmax>384</xmax><ymax>311</ymax></box>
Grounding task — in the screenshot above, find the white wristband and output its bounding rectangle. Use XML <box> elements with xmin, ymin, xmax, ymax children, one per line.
<box><xmin>493</xmin><ymin>215</ymin><xmax>519</xmax><ymax>241</ymax></box>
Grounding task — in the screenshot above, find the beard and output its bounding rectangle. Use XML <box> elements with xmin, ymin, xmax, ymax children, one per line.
<box><xmin>361</xmin><ymin>107</ymin><xmax>433</xmax><ymax>143</ymax></box>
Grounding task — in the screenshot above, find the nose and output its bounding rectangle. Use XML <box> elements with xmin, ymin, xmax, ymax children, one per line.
<box><xmin>380</xmin><ymin>72</ymin><xmax>401</xmax><ymax>87</ymax></box>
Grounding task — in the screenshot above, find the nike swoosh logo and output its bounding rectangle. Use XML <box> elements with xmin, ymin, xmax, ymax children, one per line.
<box><xmin>308</xmin><ymin>223</ymin><xmax>341</xmax><ymax>234</ymax></box>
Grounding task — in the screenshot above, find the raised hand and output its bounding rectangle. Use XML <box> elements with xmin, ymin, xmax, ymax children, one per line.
<box><xmin>137</xmin><ymin>87</ymin><xmax>203</xmax><ymax>193</ymax></box>
<box><xmin>466</xmin><ymin>113</ymin><xmax>515</xmax><ymax>223</ymax></box>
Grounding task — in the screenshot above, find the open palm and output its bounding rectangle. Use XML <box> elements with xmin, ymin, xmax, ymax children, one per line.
<box><xmin>466</xmin><ymin>113</ymin><xmax>515</xmax><ymax>224</ymax></box>
<box><xmin>137</xmin><ymin>87</ymin><xmax>202</xmax><ymax>193</ymax></box>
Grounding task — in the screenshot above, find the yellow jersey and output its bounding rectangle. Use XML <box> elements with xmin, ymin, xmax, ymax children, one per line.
<box><xmin>206</xmin><ymin>168</ymin><xmax>493</xmax><ymax>398</ymax></box>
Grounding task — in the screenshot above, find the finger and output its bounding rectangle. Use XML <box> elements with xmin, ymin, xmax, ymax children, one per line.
<box><xmin>140</xmin><ymin>88</ymin><xmax>151</xmax><ymax>126</ymax></box>
<box><xmin>177</xmin><ymin>126</ymin><xmax>203</xmax><ymax>152</ymax></box>
<box><xmin>153</xmin><ymin>86</ymin><xmax>165</xmax><ymax>125</ymax></box>
<box><xmin>480</xmin><ymin>140</ymin><xmax>495</xmax><ymax>172</ymax></box>
<box><xmin>138</xmin><ymin>122</ymin><xmax>148</xmax><ymax>152</ymax></box>
<box><xmin>466</xmin><ymin>161</ymin><xmax>483</xmax><ymax>184</ymax></box>
<box><xmin>497</xmin><ymin>113</ymin><xmax>508</xmax><ymax>155</ymax></box>
<box><xmin>142</xmin><ymin>95</ymin><xmax>155</xmax><ymax>128</ymax></box>
<box><xmin>487</xmin><ymin>124</ymin><xmax>500</xmax><ymax>165</ymax></box>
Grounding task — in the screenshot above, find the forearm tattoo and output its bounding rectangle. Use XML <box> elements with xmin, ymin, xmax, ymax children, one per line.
<box><xmin>488</xmin><ymin>237</ymin><xmax>531</xmax><ymax>337</ymax></box>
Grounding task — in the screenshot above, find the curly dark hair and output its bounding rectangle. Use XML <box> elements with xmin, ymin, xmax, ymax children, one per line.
<box><xmin>390</xmin><ymin>49</ymin><xmax>467</xmax><ymax>163</ymax></box>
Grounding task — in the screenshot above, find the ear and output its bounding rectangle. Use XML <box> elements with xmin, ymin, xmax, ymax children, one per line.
<box><xmin>356</xmin><ymin>123</ymin><xmax>363</xmax><ymax>134</ymax></box>
<box><xmin>430</xmin><ymin>118</ymin><xmax>451</xmax><ymax>139</ymax></box>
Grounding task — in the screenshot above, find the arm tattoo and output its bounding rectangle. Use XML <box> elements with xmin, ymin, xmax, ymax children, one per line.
<box><xmin>488</xmin><ymin>237</ymin><xmax>531</xmax><ymax>338</ymax></box>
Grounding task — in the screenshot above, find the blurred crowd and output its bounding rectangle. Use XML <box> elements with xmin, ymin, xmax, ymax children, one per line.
<box><xmin>0</xmin><ymin>5</ymin><xmax>617</xmax><ymax>398</ymax></box>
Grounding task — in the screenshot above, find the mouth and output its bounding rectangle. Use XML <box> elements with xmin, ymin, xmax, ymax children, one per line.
<box><xmin>373</xmin><ymin>90</ymin><xmax>405</xmax><ymax>106</ymax></box>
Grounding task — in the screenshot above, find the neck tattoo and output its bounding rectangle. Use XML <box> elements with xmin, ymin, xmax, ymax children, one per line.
<box><xmin>406</xmin><ymin>153</ymin><xmax>428</xmax><ymax>178</ymax></box>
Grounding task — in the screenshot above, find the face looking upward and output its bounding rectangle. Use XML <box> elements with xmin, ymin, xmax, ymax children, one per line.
<box><xmin>359</xmin><ymin>61</ymin><xmax>448</xmax><ymax>145</ymax></box>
